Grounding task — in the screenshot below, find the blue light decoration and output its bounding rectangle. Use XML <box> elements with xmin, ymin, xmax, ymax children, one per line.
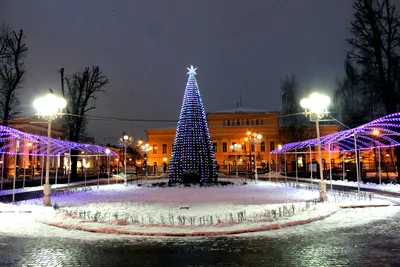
<box><xmin>168</xmin><ymin>65</ymin><xmax>218</xmax><ymax>183</ymax></box>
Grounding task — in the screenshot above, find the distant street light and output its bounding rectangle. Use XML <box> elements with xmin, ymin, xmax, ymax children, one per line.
<box><xmin>141</xmin><ymin>143</ymin><xmax>153</xmax><ymax>180</ymax></box>
<box><xmin>119</xmin><ymin>133</ymin><xmax>133</xmax><ymax>186</ymax></box>
<box><xmin>300</xmin><ymin>92</ymin><xmax>330</xmax><ymax>201</ymax></box>
<box><xmin>230</xmin><ymin>143</ymin><xmax>242</xmax><ymax>179</ymax></box>
<box><xmin>105</xmin><ymin>148</ymin><xmax>111</xmax><ymax>185</ymax></box>
<box><xmin>245</xmin><ymin>131</ymin><xmax>262</xmax><ymax>181</ymax></box>
<box><xmin>372</xmin><ymin>129</ymin><xmax>382</xmax><ymax>185</ymax></box>
<box><xmin>33</xmin><ymin>93</ymin><xmax>67</xmax><ymax>206</ymax></box>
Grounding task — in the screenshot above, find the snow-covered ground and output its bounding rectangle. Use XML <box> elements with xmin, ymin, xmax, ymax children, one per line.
<box><xmin>1</xmin><ymin>177</ymin><xmax>398</xmax><ymax>236</ymax></box>
<box><xmin>260</xmin><ymin>171</ymin><xmax>400</xmax><ymax>194</ymax></box>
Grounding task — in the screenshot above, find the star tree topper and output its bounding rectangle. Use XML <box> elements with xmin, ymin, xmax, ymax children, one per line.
<box><xmin>187</xmin><ymin>65</ymin><xmax>197</xmax><ymax>76</ymax></box>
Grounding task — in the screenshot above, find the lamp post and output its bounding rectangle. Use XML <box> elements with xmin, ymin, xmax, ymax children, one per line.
<box><xmin>23</xmin><ymin>142</ymin><xmax>33</xmax><ymax>188</ymax></box>
<box><xmin>245</xmin><ymin>131</ymin><xmax>262</xmax><ymax>181</ymax></box>
<box><xmin>33</xmin><ymin>93</ymin><xmax>67</xmax><ymax>206</ymax></box>
<box><xmin>12</xmin><ymin>139</ymin><xmax>19</xmax><ymax>203</ymax></box>
<box><xmin>230</xmin><ymin>143</ymin><xmax>242</xmax><ymax>179</ymax></box>
<box><xmin>300</xmin><ymin>92</ymin><xmax>330</xmax><ymax>201</ymax></box>
<box><xmin>163</xmin><ymin>157</ymin><xmax>167</xmax><ymax>173</ymax></box>
<box><xmin>115</xmin><ymin>158</ymin><xmax>119</xmax><ymax>183</ymax></box>
<box><xmin>105</xmin><ymin>149</ymin><xmax>111</xmax><ymax>185</ymax></box>
<box><xmin>119</xmin><ymin>132</ymin><xmax>133</xmax><ymax>186</ymax></box>
<box><xmin>244</xmin><ymin>137</ymin><xmax>251</xmax><ymax>174</ymax></box>
<box><xmin>141</xmin><ymin>143</ymin><xmax>153</xmax><ymax>180</ymax></box>
<box><xmin>372</xmin><ymin>129</ymin><xmax>382</xmax><ymax>185</ymax></box>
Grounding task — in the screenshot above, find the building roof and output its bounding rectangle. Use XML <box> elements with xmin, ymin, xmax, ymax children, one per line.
<box><xmin>208</xmin><ymin>107</ymin><xmax>279</xmax><ymax>114</ymax></box>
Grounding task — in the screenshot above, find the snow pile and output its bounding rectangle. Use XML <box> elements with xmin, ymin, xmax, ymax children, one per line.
<box><xmin>9</xmin><ymin>180</ymin><xmax>393</xmax><ymax>236</ymax></box>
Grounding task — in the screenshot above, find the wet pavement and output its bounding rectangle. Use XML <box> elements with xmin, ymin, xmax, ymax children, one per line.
<box><xmin>1</xmin><ymin>207</ymin><xmax>400</xmax><ymax>266</ymax></box>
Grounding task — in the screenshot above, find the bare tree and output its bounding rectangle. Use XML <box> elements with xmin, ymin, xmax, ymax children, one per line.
<box><xmin>59</xmin><ymin>66</ymin><xmax>109</xmax><ymax>178</ymax></box>
<box><xmin>348</xmin><ymin>0</ymin><xmax>400</xmax><ymax>114</ymax></box>
<box><xmin>280</xmin><ymin>75</ymin><xmax>308</xmax><ymax>142</ymax></box>
<box><xmin>0</xmin><ymin>24</ymin><xmax>27</xmax><ymax>126</ymax></box>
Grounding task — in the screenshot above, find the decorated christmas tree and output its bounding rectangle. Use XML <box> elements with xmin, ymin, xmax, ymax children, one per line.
<box><xmin>168</xmin><ymin>66</ymin><xmax>218</xmax><ymax>183</ymax></box>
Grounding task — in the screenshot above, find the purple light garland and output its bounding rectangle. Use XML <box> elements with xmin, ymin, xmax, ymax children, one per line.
<box><xmin>0</xmin><ymin>124</ymin><xmax>117</xmax><ymax>156</ymax></box>
<box><xmin>270</xmin><ymin>112</ymin><xmax>400</xmax><ymax>154</ymax></box>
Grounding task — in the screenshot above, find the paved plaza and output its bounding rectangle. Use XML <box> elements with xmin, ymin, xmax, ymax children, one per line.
<box><xmin>1</xmin><ymin>204</ymin><xmax>400</xmax><ymax>266</ymax></box>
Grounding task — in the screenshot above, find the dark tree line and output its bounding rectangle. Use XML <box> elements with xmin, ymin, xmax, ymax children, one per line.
<box><xmin>334</xmin><ymin>0</ymin><xmax>400</xmax><ymax>127</ymax></box>
<box><xmin>281</xmin><ymin>0</ymin><xmax>400</xmax><ymax>173</ymax></box>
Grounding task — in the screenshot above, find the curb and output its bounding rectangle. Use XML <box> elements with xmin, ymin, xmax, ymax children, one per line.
<box><xmin>41</xmin><ymin>209</ymin><xmax>339</xmax><ymax>237</ymax></box>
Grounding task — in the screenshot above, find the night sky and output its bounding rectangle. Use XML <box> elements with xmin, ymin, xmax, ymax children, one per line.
<box><xmin>0</xmin><ymin>0</ymin><xmax>353</xmax><ymax>145</ymax></box>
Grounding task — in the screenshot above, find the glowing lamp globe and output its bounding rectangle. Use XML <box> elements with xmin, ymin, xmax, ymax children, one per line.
<box><xmin>33</xmin><ymin>94</ymin><xmax>67</xmax><ymax>116</ymax></box>
<box><xmin>301</xmin><ymin>92</ymin><xmax>330</xmax><ymax>114</ymax></box>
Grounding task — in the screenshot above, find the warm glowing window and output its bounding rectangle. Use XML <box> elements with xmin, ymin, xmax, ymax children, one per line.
<box><xmin>153</xmin><ymin>145</ymin><xmax>158</xmax><ymax>154</ymax></box>
<box><xmin>260</xmin><ymin>141</ymin><xmax>265</xmax><ymax>152</ymax></box>
<box><xmin>213</xmin><ymin>142</ymin><xmax>218</xmax><ymax>152</ymax></box>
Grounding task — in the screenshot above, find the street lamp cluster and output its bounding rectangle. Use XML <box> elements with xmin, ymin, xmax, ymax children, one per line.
<box><xmin>119</xmin><ymin>132</ymin><xmax>133</xmax><ymax>186</ymax></box>
<box><xmin>300</xmin><ymin>92</ymin><xmax>330</xmax><ymax>201</ymax></box>
<box><xmin>244</xmin><ymin>131</ymin><xmax>262</xmax><ymax>181</ymax></box>
<box><xmin>141</xmin><ymin>143</ymin><xmax>153</xmax><ymax>179</ymax></box>
<box><xmin>230</xmin><ymin>143</ymin><xmax>242</xmax><ymax>179</ymax></box>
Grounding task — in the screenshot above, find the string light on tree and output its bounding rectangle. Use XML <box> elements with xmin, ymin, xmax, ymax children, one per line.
<box><xmin>168</xmin><ymin>65</ymin><xmax>218</xmax><ymax>183</ymax></box>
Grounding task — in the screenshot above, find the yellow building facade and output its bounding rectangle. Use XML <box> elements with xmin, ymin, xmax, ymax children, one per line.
<box><xmin>146</xmin><ymin>107</ymin><xmax>340</xmax><ymax>173</ymax></box>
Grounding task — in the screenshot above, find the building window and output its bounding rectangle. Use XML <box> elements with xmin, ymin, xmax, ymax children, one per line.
<box><xmin>260</xmin><ymin>119</ymin><xmax>264</xmax><ymax>125</ymax></box>
<box><xmin>222</xmin><ymin>142</ymin><xmax>227</xmax><ymax>152</ymax></box>
<box><xmin>162</xmin><ymin>144</ymin><xmax>167</xmax><ymax>154</ymax></box>
<box><xmin>153</xmin><ymin>144</ymin><xmax>158</xmax><ymax>154</ymax></box>
<box><xmin>232</xmin><ymin>119</ymin><xmax>235</xmax><ymax>126</ymax></box>
<box><xmin>260</xmin><ymin>141</ymin><xmax>265</xmax><ymax>152</ymax></box>
<box><xmin>237</xmin><ymin>119</ymin><xmax>240</xmax><ymax>125</ymax></box>
<box><xmin>241</xmin><ymin>119</ymin><xmax>245</xmax><ymax>125</ymax></box>
<box><xmin>213</xmin><ymin>142</ymin><xmax>218</xmax><ymax>152</ymax></box>
<box><xmin>222</xmin><ymin>120</ymin><xmax>226</xmax><ymax>126</ymax></box>
<box><xmin>251</xmin><ymin>119</ymin><xmax>254</xmax><ymax>125</ymax></box>
<box><xmin>246</xmin><ymin>119</ymin><xmax>249</xmax><ymax>125</ymax></box>
<box><xmin>270</xmin><ymin>141</ymin><xmax>275</xmax><ymax>151</ymax></box>
<box><xmin>227</xmin><ymin>120</ymin><xmax>230</xmax><ymax>126</ymax></box>
<box><xmin>256</xmin><ymin>119</ymin><xmax>259</xmax><ymax>125</ymax></box>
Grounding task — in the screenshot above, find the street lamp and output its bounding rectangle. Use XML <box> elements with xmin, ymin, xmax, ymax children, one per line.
<box><xmin>119</xmin><ymin>132</ymin><xmax>133</xmax><ymax>186</ymax></box>
<box><xmin>245</xmin><ymin>131</ymin><xmax>262</xmax><ymax>181</ymax></box>
<box><xmin>115</xmin><ymin>158</ymin><xmax>119</xmax><ymax>179</ymax></box>
<box><xmin>300</xmin><ymin>92</ymin><xmax>330</xmax><ymax>201</ymax></box>
<box><xmin>163</xmin><ymin>157</ymin><xmax>167</xmax><ymax>173</ymax></box>
<box><xmin>372</xmin><ymin>129</ymin><xmax>382</xmax><ymax>185</ymax></box>
<box><xmin>141</xmin><ymin>143</ymin><xmax>153</xmax><ymax>180</ymax></box>
<box><xmin>33</xmin><ymin>93</ymin><xmax>67</xmax><ymax>206</ymax></box>
<box><xmin>230</xmin><ymin>144</ymin><xmax>242</xmax><ymax>179</ymax></box>
<box><xmin>105</xmin><ymin>148</ymin><xmax>111</xmax><ymax>185</ymax></box>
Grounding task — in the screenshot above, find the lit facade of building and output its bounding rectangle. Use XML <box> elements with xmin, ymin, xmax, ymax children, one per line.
<box><xmin>146</xmin><ymin>107</ymin><xmax>341</xmax><ymax>172</ymax></box>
